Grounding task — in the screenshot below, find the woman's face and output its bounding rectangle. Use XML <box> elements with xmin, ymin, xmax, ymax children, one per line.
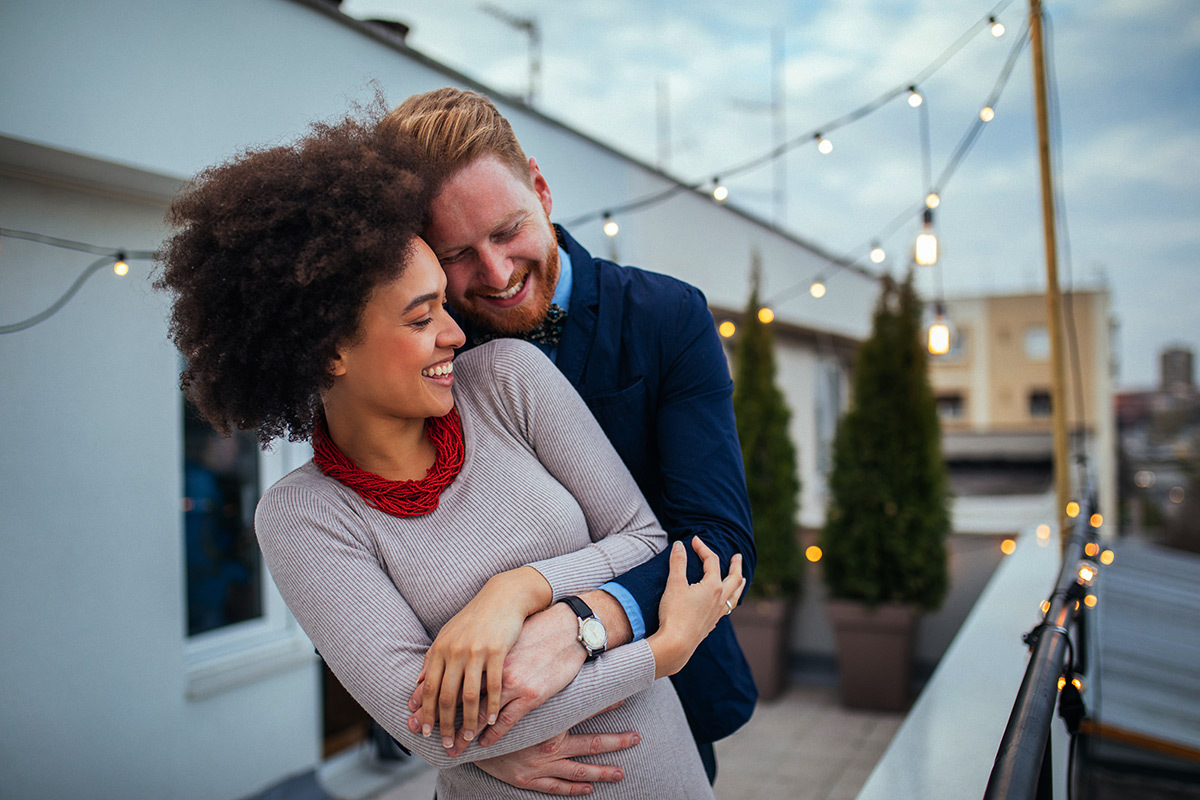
<box><xmin>328</xmin><ymin>239</ymin><xmax>466</xmax><ymax>423</ymax></box>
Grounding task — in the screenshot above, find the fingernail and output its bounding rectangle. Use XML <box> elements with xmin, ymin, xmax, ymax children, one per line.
<box><xmin>422</xmin><ymin>724</ymin><xmax>432</xmax><ymax>738</ymax></box>
<box><xmin>408</xmin><ymin>715</ymin><xmax>419</xmax><ymax>733</ymax></box>
<box><xmin>463</xmin><ymin>730</ymin><xmax>474</xmax><ymax>741</ymax></box>
<box><xmin>672</xmin><ymin>541</ymin><xmax>683</xmax><ymax>552</ymax></box>
<box><xmin>443</xmin><ymin>736</ymin><xmax>454</xmax><ymax>749</ymax></box>
<box><xmin>488</xmin><ymin>713</ymin><xmax>497</xmax><ymax>725</ymax></box>
<box><xmin>612</xmin><ymin>771</ymin><xmax>624</xmax><ymax>781</ymax></box>
<box><xmin>631</xmin><ymin>733</ymin><xmax>641</xmax><ymax>745</ymax></box>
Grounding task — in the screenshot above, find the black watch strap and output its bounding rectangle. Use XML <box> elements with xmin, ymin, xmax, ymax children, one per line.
<box><xmin>560</xmin><ymin>595</ymin><xmax>594</xmax><ymax>620</ymax></box>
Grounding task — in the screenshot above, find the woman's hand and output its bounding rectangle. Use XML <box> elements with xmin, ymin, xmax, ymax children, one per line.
<box><xmin>418</xmin><ymin>565</ymin><xmax>552</xmax><ymax>750</ymax></box>
<box><xmin>648</xmin><ymin>538</ymin><xmax>745</xmax><ymax>679</ymax></box>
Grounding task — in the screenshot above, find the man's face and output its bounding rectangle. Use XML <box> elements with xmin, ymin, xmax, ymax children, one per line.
<box><xmin>425</xmin><ymin>155</ymin><xmax>560</xmax><ymax>335</ymax></box>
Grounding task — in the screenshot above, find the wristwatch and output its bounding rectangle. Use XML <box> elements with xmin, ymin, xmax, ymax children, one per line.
<box><xmin>560</xmin><ymin>595</ymin><xmax>607</xmax><ymax>660</ymax></box>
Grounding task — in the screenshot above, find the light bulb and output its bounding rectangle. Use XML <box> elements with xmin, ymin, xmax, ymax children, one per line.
<box><xmin>1066</xmin><ymin>501</ymin><xmax>1080</xmax><ymax>518</ymax></box>
<box><xmin>603</xmin><ymin>215</ymin><xmax>619</xmax><ymax>237</ymax></box>
<box><xmin>990</xmin><ymin>16</ymin><xmax>1006</xmax><ymax>37</ymax></box>
<box><xmin>712</xmin><ymin>177</ymin><xmax>728</xmax><ymax>202</ymax></box>
<box><xmin>816</xmin><ymin>135</ymin><xmax>833</xmax><ymax>155</ymax></box>
<box><xmin>980</xmin><ymin>106</ymin><xmax>995</xmax><ymax>122</ymax></box>
<box><xmin>869</xmin><ymin>244</ymin><xmax>886</xmax><ymax>264</ymax></box>
<box><xmin>810</xmin><ymin>280</ymin><xmax>826</xmax><ymax>299</ymax></box>
<box><xmin>1036</xmin><ymin>524</ymin><xmax>1051</xmax><ymax>540</ymax></box>
<box><xmin>718</xmin><ymin>321</ymin><xmax>736</xmax><ymax>338</ymax></box>
<box><xmin>907</xmin><ymin>87</ymin><xmax>923</xmax><ymax>108</ymax></box>
<box><xmin>1090</xmin><ymin>513</ymin><xmax>1103</xmax><ymax>528</ymax></box>
<box><xmin>1077</xmin><ymin>562</ymin><xmax>1096</xmax><ymax>585</ymax></box>
<box><xmin>1100</xmin><ymin>550</ymin><xmax>1114</xmax><ymax>565</ymax></box>
<box><xmin>925</xmin><ymin>192</ymin><xmax>940</xmax><ymax>210</ymax></box>
<box><xmin>915</xmin><ymin>231</ymin><xmax>937</xmax><ymax>266</ymax></box>
<box><xmin>758</xmin><ymin>307</ymin><xmax>775</xmax><ymax>324</ymax></box>
<box><xmin>1000</xmin><ymin>538</ymin><xmax>1016</xmax><ymax>555</ymax></box>
<box><xmin>805</xmin><ymin>545</ymin><xmax>823</xmax><ymax>563</ymax></box>
<box><xmin>1085</xmin><ymin>542</ymin><xmax>1099</xmax><ymax>557</ymax></box>
<box><xmin>113</xmin><ymin>260</ymin><xmax>129</xmax><ymax>277</ymax></box>
<box><xmin>928</xmin><ymin>317</ymin><xmax>950</xmax><ymax>355</ymax></box>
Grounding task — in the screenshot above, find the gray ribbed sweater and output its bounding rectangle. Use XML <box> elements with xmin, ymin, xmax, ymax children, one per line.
<box><xmin>255</xmin><ymin>339</ymin><xmax>715</xmax><ymax>799</ymax></box>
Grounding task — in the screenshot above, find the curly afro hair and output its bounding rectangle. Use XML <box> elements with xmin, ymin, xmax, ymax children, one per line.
<box><xmin>156</xmin><ymin>112</ymin><xmax>439</xmax><ymax>445</ymax></box>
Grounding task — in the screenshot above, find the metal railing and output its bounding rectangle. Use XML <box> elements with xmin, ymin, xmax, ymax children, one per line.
<box><xmin>983</xmin><ymin>519</ymin><xmax>1099</xmax><ymax>799</ymax></box>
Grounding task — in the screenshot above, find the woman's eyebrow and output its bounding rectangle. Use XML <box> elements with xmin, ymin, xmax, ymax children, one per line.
<box><xmin>403</xmin><ymin>292</ymin><xmax>440</xmax><ymax>314</ymax></box>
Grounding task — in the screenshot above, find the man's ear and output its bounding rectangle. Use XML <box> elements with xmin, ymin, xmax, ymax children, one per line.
<box><xmin>528</xmin><ymin>157</ymin><xmax>553</xmax><ymax>217</ymax></box>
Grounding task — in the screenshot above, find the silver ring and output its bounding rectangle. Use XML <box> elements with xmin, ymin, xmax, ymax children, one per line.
<box><xmin>725</xmin><ymin>600</ymin><xmax>734</xmax><ymax>615</ymax></box>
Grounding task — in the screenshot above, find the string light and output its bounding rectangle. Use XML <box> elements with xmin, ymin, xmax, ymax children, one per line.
<box><xmin>805</xmin><ymin>545</ymin><xmax>823</xmax><ymax>563</ymax></box>
<box><xmin>907</xmin><ymin>86</ymin><xmax>923</xmax><ymax>108</ymax></box>
<box><xmin>915</xmin><ymin>208</ymin><xmax>938</xmax><ymax>266</ymax></box>
<box><xmin>113</xmin><ymin>252</ymin><xmax>129</xmax><ymax>276</ymax></box>
<box><xmin>559</xmin><ymin>11</ymin><xmax>1031</xmax><ymax>260</ymax></box>
<box><xmin>925</xmin><ymin>192</ymin><xmax>940</xmax><ymax>209</ymax></box>
<box><xmin>1084</xmin><ymin>542</ymin><xmax>1099</xmax><ymax>557</ymax></box>
<box><xmin>602</xmin><ymin>213</ymin><xmax>619</xmax><ymax>237</ymax></box>
<box><xmin>718</xmin><ymin>320</ymin><xmax>736</xmax><ymax>338</ymax></box>
<box><xmin>1100</xmin><ymin>549</ymin><xmax>1114</xmax><ymax>565</ymax></box>
<box><xmin>1089</xmin><ymin>513</ymin><xmax>1103</xmax><ymax>528</ymax></box>
<box><xmin>869</xmin><ymin>243</ymin><xmax>886</xmax><ymax>263</ymax></box>
<box><xmin>1066</xmin><ymin>501</ymin><xmax>1080</xmax><ymax>518</ymax></box>
<box><xmin>1000</xmin><ymin>538</ymin><xmax>1016</xmax><ymax>555</ymax></box>
<box><xmin>758</xmin><ymin>307</ymin><xmax>775</xmax><ymax>324</ymax></box>
<box><xmin>809</xmin><ymin>278</ymin><xmax>826</xmax><ymax>298</ymax></box>
<box><xmin>1077</xmin><ymin>562</ymin><xmax>1096</xmax><ymax>586</ymax></box>
<box><xmin>1083</xmin><ymin>594</ymin><xmax>1097</xmax><ymax>608</ymax></box>
<box><xmin>712</xmin><ymin>177</ymin><xmax>728</xmax><ymax>202</ymax></box>
<box><xmin>989</xmin><ymin>16</ymin><xmax>1006</xmax><ymax>37</ymax></box>
<box><xmin>980</xmin><ymin>106</ymin><xmax>996</xmax><ymax>122</ymax></box>
<box><xmin>1036</xmin><ymin>523</ymin><xmax>1051</xmax><ymax>540</ymax></box>
<box><xmin>928</xmin><ymin>302</ymin><xmax>950</xmax><ymax>355</ymax></box>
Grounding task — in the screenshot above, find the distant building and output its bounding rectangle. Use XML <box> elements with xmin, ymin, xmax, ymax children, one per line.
<box><xmin>926</xmin><ymin>290</ymin><xmax>1117</xmax><ymax>530</ymax></box>
<box><xmin>1115</xmin><ymin>347</ymin><xmax>1200</xmax><ymax>549</ymax></box>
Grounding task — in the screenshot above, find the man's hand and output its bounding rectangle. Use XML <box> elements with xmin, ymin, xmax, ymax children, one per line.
<box><xmin>408</xmin><ymin>589</ymin><xmax>634</xmax><ymax>751</ymax></box>
<box><xmin>477</xmin><ymin>708</ymin><xmax>641</xmax><ymax>796</ymax></box>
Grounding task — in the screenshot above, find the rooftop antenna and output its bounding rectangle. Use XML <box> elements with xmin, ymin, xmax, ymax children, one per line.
<box><xmin>480</xmin><ymin>4</ymin><xmax>541</xmax><ymax>105</ymax></box>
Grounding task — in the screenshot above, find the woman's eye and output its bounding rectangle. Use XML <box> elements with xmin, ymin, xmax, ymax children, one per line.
<box><xmin>411</xmin><ymin>317</ymin><xmax>433</xmax><ymax>329</ymax></box>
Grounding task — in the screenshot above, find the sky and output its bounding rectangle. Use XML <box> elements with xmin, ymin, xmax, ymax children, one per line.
<box><xmin>343</xmin><ymin>0</ymin><xmax>1200</xmax><ymax>389</ymax></box>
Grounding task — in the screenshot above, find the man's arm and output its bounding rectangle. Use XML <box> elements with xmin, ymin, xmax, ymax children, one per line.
<box><xmin>607</xmin><ymin>287</ymin><xmax>755</xmax><ymax>629</ymax></box>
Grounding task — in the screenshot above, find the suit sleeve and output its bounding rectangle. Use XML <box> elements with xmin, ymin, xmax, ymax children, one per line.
<box><xmin>607</xmin><ymin>288</ymin><xmax>756</xmax><ymax>632</ymax></box>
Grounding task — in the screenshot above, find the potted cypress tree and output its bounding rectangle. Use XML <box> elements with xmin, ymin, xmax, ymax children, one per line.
<box><xmin>730</xmin><ymin>252</ymin><xmax>803</xmax><ymax>701</ymax></box>
<box><xmin>819</xmin><ymin>269</ymin><xmax>950</xmax><ymax>711</ymax></box>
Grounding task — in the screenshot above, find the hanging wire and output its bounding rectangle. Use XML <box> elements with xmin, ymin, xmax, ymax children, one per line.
<box><xmin>932</xmin><ymin>19</ymin><xmax>1031</xmax><ymax>194</ymax></box>
<box><xmin>0</xmin><ymin>227</ymin><xmax>156</xmax><ymax>335</ymax></box>
<box><xmin>1043</xmin><ymin>12</ymin><xmax>1092</xmax><ymax>496</ymax></box>
<box><xmin>763</xmin><ymin>18</ymin><xmax>1028</xmax><ymax>308</ymax></box>
<box><xmin>562</xmin><ymin>0</ymin><xmax>1021</xmax><ymax>231</ymax></box>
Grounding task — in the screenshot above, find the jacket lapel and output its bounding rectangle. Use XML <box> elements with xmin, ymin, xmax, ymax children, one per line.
<box><xmin>554</xmin><ymin>225</ymin><xmax>599</xmax><ymax>390</ymax></box>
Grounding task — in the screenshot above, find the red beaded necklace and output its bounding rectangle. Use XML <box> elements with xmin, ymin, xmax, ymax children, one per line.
<box><xmin>311</xmin><ymin>409</ymin><xmax>464</xmax><ymax>518</ymax></box>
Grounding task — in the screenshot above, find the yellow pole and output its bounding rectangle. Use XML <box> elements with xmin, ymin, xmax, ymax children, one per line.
<box><xmin>1029</xmin><ymin>0</ymin><xmax>1072</xmax><ymax>547</ymax></box>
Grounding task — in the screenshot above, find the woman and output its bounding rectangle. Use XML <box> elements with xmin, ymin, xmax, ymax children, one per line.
<box><xmin>156</xmin><ymin>113</ymin><xmax>743</xmax><ymax>798</ymax></box>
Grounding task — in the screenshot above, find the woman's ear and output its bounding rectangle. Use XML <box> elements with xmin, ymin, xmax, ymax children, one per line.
<box><xmin>327</xmin><ymin>352</ymin><xmax>347</xmax><ymax>377</ymax></box>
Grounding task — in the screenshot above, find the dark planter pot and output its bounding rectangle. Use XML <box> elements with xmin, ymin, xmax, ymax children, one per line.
<box><xmin>827</xmin><ymin>600</ymin><xmax>918</xmax><ymax>712</ymax></box>
<box><xmin>731</xmin><ymin>597</ymin><xmax>792</xmax><ymax>702</ymax></box>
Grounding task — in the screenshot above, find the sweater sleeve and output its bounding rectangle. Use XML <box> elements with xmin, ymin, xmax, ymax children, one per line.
<box><xmin>255</xmin><ymin>477</ymin><xmax>657</xmax><ymax>769</ymax></box>
<box><xmin>465</xmin><ymin>340</ymin><xmax>668</xmax><ymax>599</ymax></box>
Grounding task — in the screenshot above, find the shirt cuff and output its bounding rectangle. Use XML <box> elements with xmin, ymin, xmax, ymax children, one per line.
<box><xmin>598</xmin><ymin>581</ymin><xmax>645</xmax><ymax>642</ymax></box>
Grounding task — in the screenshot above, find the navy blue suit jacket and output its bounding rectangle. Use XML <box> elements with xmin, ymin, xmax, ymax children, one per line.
<box><xmin>459</xmin><ymin>226</ymin><xmax>758</xmax><ymax>744</ymax></box>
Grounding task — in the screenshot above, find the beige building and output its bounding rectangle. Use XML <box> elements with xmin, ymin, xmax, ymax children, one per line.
<box><xmin>928</xmin><ymin>289</ymin><xmax>1117</xmax><ymax>532</ymax></box>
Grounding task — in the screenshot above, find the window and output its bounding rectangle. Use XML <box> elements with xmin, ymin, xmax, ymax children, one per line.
<box><xmin>936</xmin><ymin>393</ymin><xmax>965</xmax><ymax>420</ymax></box>
<box><xmin>183</xmin><ymin>400</ymin><xmax>263</xmax><ymax>636</ymax></box>
<box><xmin>1029</xmin><ymin>390</ymin><xmax>1052</xmax><ymax>418</ymax></box>
<box><xmin>816</xmin><ymin>358</ymin><xmax>845</xmax><ymax>474</ymax></box>
<box><xmin>1024</xmin><ymin>325</ymin><xmax>1050</xmax><ymax>361</ymax></box>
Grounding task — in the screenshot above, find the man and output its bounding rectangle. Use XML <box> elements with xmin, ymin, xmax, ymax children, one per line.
<box><xmin>381</xmin><ymin>88</ymin><xmax>757</xmax><ymax>794</ymax></box>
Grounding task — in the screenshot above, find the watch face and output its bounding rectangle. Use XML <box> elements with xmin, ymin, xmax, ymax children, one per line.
<box><xmin>580</xmin><ymin>617</ymin><xmax>607</xmax><ymax>650</ymax></box>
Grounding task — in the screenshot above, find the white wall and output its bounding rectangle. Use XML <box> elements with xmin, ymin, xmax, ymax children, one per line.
<box><xmin>0</xmin><ymin>2</ymin><xmax>878</xmax><ymax>796</ymax></box>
